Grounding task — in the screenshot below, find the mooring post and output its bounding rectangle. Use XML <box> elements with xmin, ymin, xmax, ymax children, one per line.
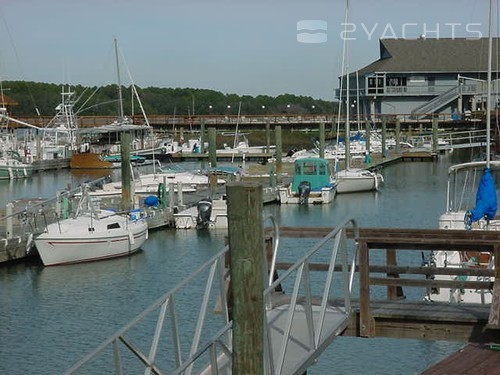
<box><xmin>177</xmin><ymin>182</ymin><xmax>184</xmax><ymax>210</ymax></box>
<box><xmin>275</xmin><ymin>125</ymin><xmax>282</xmax><ymax>184</ymax></box>
<box><xmin>432</xmin><ymin>116</ymin><xmax>439</xmax><ymax>153</ymax></box>
<box><xmin>168</xmin><ymin>182</ymin><xmax>175</xmax><ymax>210</ymax></box>
<box><xmin>226</xmin><ymin>182</ymin><xmax>265</xmax><ymax>374</ymax></box>
<box><xmin>266</xmin><ymin>120</ymin><xmax>271</xmax><ymax>154</ymax></box>
<box><xmin>395</xmin><ymin>118</ymin><xmax>401</xmax><ymax>154</ymax></box>
<box><xmin>120</xmin><ymin>132</ymin><xmax>132</xmax><ymax>212</ymax></box>
<box><xmin>319</xmin><ymin>122</ymin><xmax>325</xmax><ymax>159</ymax></box>
<box><xmin>381</xmin><ymin>118</ymin><xmax>387</xmax><ymax>158</ymax></box>
<box><xmin>358</xmin><ymin>240</ymin><xmax>374</xmax><ymax>337</ymax></box>
<box><xmin>6</xmin><ymin>202</ymin><xmax>13</xmax><ymax>239</ymax></box>
<box><xmin>364</xmin><ymin>119</ymin><xmax>371</xmax><ymax>155</ymax></box>
<box><xmin>200</xmin><ymin>119</ymin><xmax>206</xmax><ymax>170</ymax></box>
<box><xmin>488</xmin><ymin>245</ymin><xmax>500</xmax><ymax>327</ymax></box>
<box><xmin>208</xmin><ymin>127</ymin><xmax>217</xmax><ymax>168</ymax></box>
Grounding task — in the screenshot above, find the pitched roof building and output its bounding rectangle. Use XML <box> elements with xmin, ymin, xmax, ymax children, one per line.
<box><xmin>338</xmin><ymin>37</ymin><xmax>500</xmax><ymax>120</ymax></box>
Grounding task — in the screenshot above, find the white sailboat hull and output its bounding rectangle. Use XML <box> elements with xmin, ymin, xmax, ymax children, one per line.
<box><xmin>336</xmin><ymin>169</ymin><xmax>383</xmax><ymax>193</ymax></box>
<box><xmin>34</xmin><ymin>214</ymin><xmax>148</xmax><ymax>266</ymax></box>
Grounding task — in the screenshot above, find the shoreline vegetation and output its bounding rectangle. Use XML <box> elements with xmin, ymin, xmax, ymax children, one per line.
<box><xmin>1</xmin><ymin>80</ymin><xmax>337</xmax><ymax>118</ymax></box>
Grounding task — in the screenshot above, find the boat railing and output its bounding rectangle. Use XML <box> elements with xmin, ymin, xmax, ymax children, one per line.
<box><xmin>64</xmin><ymin>217</ymin><xmax>359</xmax><ymax>375</ymax></box>
<box><xmin>0</xmin><ymin>177</ymin><xmax>111</xmax><ymax>250</ymax></box>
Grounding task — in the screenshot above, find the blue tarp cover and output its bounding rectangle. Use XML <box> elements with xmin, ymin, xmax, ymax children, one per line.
<box><xmin>469</xmin><ymin>167</ymin><xmax>498</xmax><ymax>222</ymax></box>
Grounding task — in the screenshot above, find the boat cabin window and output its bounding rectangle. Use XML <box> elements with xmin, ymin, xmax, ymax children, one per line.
<box><xmin>318</xmin><ymin>163</ymin><xmax>327</xmax><ymax>175</ymax></box>
<box><xmin>302</xmin><ymin>162</ymin><xmax>316</xmax><ymax>175</ymax></box>
<box><xmin>107</xmin><ymin>223</ymin><xmax>121</xmax><ymax>230</ymax></box>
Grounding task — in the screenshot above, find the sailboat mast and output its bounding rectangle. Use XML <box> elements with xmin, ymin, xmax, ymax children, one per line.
<box><xmin>344</xmin><ymin>0</ymin><xmax>351</xmax><ymax>170</ymax></box>
<box><xmin>114</xmin><ymin>38</ymin><xmax>125</xmax><ymax>122</ymax></box>
<box><xmin>486</xmin><ymin>0</ymin><xmax>493</xmax><ymax>168</ymax></box>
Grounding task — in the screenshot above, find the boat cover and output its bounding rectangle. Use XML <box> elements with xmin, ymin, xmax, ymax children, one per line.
<box><xmin>466</xmin><ymin>167</ymin><xmax>498</xmax><ymax>225</ymax></box>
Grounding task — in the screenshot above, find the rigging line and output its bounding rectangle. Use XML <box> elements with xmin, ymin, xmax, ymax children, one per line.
<box><xmin>0</xmin><ymin>9</ymin><xmax>40</xmax><ymax>116</ymax></box>
<box><xmin>75</xmin><ymin>86</ymin><xmax>102</xmax><ymax>115</ymax></box>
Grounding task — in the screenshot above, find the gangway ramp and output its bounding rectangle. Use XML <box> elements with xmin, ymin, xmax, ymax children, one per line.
<box><xmin>64</xmin><ymin>217</ymin><xmax>358</xmax><ymax>375</ymax></box>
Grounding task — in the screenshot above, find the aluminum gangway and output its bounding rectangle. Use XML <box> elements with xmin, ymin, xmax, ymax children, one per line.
<box><xmin>65</xmin><ymin>217</ymin><xmax>359</xmax><ymax>375</ymax></box>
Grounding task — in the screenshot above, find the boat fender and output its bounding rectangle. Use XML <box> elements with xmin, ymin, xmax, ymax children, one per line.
<box><xmin>128</xmin><ymin>231</ymin><xmax>135</xmax><ymax>245</ymax></box>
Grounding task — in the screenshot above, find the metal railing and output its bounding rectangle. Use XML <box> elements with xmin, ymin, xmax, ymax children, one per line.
<box><xmin>65</xmin><ymin>217</ymin><xmax>359</xmax><ymax>375</ymax></box>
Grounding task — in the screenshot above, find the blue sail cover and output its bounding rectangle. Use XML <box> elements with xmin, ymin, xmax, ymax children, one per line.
<box><xmin>469</xmin><ymin>168</ymin><xmax>498</xmax><ymax>222</ymax></box>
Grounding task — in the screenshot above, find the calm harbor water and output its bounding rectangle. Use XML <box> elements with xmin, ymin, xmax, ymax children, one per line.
<box><xmin>0</xmin><ymin>150</ymin><xmax>478</xmax><ymax>374</ymax></box>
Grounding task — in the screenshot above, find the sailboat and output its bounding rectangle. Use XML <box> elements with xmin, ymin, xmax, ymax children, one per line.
<box><xmin>427</xmin><ymin>0</ymin><xmax>497</xmax><ymax>304</ymax></box>
<box><xmin>334</xmin><ymin>0</ymin><xmax>383</xmax><ymax>194</ymax></box>
<box><xmin>70</xmin><ymin>39</ymin><xmax>157</xmax><ymax>169</ymax></box>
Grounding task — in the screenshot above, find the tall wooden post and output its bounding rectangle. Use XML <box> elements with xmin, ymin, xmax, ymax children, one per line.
<box><xmin>6</xmin><ymin>202</ymin><xmax>13</xmax><ymax>239</ymax></box>
<box><xmin>266</xmin><ymin>120</ymin><xmax>271</xmax><ymax>154</ymax></box>
<box><xmin>364</xmin><ymin>119</ymin><xmax>371</xmax><ymax>155</ymax></box>
<box><xmin>432</xmin><ymin>116</ymin><xmax>439</xmax><ymax>153</ymax></box>
<box><xmin>381</xmin><ymin>118</ymin><xmax>387</xmax><ymax>158</ymax></box>
<box><xmin>395</xmin><ymin>118</ymin><xmax>401</xmax><ymax>154</ymax></box>
<box><xmin>488</xmin><ymin>245</ymin><xmax>500</xmax><ymax>327</ymax></box>
<box><xmin>319</xmin><ymin>122</ymin><xmax>325</xmax><ymax>159</ymax></box>
<box><xmin>226</xmin><ymin>182</ymin><xmax>265</xmax><ymax>374</ymax></box>
<box><xmin>275</xmin><ymin>126</ymin><xmax>282</xmax><ymax>184</ymax></box>
<box><xmin>200</xmin><ymin>119</ymin><xmax>206</xmax><ymax>169</ymax></box>
<box><xmin>120</xmin><ymin>132</ymin><xmax>132</xmax><ymax>212</ymax></box>
<box><xmin>208</xmin><ymin>127</ymin><xmax>217</xmax><ymax>168</ymax></box>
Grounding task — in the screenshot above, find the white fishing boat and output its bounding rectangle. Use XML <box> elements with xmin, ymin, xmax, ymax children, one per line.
<box><xmin>0</xmin><ymin>150</ymin><xmax>33</xmax><ymax>180</ymax></box>
<box><xmin>34</xmin><ymin>185</ymin><xmax>148</xmax><ymax>266</ymax></box>
<box><xmin>278</xmin><ymin>157</ymin><xmax>337</xmax><ymax>205</ymax></box>
<box><xmin>427</xmin><ymin>0</ymin><xmax>497</xmax><ymax>304</ymax></box>
<box><xmin>174</xmin><ymin>196</ymin><xmax>228</xmax><ymax>229</ymax></box>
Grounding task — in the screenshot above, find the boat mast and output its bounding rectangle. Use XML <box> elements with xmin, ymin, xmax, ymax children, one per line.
<box><xmin>114</xmin><ymin>38</ymin><xmax>125</xmax><ymax>123</ymax></box>
<box><xmin>486</xmin><ymin>0</ymin><xmax>493</xmax><ymax>167</ymax></box>
<box><xmin>344</xmin><ymin>0</ymin><xmax>351</xmax><ymax>170</ymax></box>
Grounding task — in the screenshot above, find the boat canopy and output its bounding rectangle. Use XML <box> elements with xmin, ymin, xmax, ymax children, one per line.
<box><xmin>291</xmin><ymin>158</ymin><xmax>333</xmax><ymax>192</ymax></box>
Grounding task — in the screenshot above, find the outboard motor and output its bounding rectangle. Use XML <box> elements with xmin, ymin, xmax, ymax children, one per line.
<box><xmin>297</xmin><ymin>181</ymin><xmax>311</xmax><ymax>205</ymax></box>
<box><xmin>196</xmin><ymin>198</ymin><xmax>213</xmax><ymax>230</ymax></box>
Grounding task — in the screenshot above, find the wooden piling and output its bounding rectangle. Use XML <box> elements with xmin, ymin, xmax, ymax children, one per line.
<box><xmin>226</xmin><ymin>182</ymin><xmax>265</xmax><ymax>374</ymax></box>
<box><xmin>200</xmin><ymin>119</ymin><xmax>206</xmax><ymax>169</ymax></box>
<box><xmin>275</xmin><ymin>125</ymin><xmax>282</xmax><ymax>184</ymax></box>
<box><xmin>432</xmin><ymin>117</ymin><xmax>439</xmax><ymax>153</ymax></box>
<box><xmin>488</xmin><ymin>245</ymin><xmax>500</xmax><ymax>327</ymax></box>
<box><xmin>365</xmin><ymin>119</ymin><xmax>371</xmax><ymax>154</ymax></box>
<box><xmin>208</xmin><ymin>127</ymin><xmax>217</xmax><ymax>168</ymax></box>
<box><xmin>120</xmin><ymin>132</ymin><xmax>132</xmax><ymax>212</ymax></box>
<box><xmin>395</xmin><ymin>118</ymin><xmax>401</xmax><ymax>154</ymax></box>
<box><xmin>381</xmin><ymin>118</ymin><xmax>387</xmax><ymax>158</ymax></box>
<box><xmin>266</xmin><ymin>120</ymin><xmax>271</xmax><ymax>154</ymax></box>
<box><xmin>319</xmin><ymin>122</ymin><xmax>325</xmax><ymax>159</ymax></box>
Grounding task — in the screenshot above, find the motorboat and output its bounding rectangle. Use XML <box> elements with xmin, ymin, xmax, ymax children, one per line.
<box><xmin>34</xmin><ymin>185</ymin><xmax>148</xmax><ymax>266</ymax></box>
<box><xmin>278</xmin><ymin>157</ymin><xmax>337</xmax><ymax>204</ymax></box>
<box><xmin>174</xmin><ymin>196</ymin><xmax>228</xmax><ymax>229</ymax></box>
<box><xmin>0</xmin><ymin>150</ymin><xmax>33</xmax><ymax>180</ymax></box>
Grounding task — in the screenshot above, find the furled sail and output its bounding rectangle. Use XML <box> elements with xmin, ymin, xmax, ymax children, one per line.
<box><xmin>464</xmin><ymin>168</ymin><xmax>498</xmax><ymax>228</ymax></box>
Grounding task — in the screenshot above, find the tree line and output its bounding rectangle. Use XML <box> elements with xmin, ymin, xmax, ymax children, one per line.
<box><xmin>2</xmin><ymin>81</ymin><xmax>337</xmax><ymax>118</ymax></box>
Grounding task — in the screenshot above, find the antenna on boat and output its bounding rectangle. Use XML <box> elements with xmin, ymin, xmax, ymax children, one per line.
<box><xmin>486</xmin><ymin>0</ymin><xmax>493</xmax><ymax>168</ymax></box>
<box><xmin>231</xmin><ymin>101</ymin><xmax>242</xmax><ymax>164</ymax></box>
<box><xmin>114</xmin><ymin>38</ymin><xmax>125</xmax><ymax>123</ymax></box>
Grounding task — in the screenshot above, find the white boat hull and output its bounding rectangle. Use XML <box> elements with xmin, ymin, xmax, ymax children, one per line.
<box><xmin>277</xmin><ymin>186</ymin><xmax>336</xmax><ymax>205</ymax></box>
<box><xmin>34</xmin><ymin>214</ymin><xmax>148</xmax><ymax>266</ymax></box>
<box><xmin>174</xmin><ymin>204</ymin><xmax>228</xmax><ymax>229</ymax></box>
<box><xmin>336</xmin><ymin>169</ymin><xmax>383</xmax><ymax>194</ymax></box>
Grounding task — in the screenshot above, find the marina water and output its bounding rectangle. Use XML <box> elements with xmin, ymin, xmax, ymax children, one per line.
<box><xmin>0</xmin><ymin>150</ymin><xmax>478</xmax><ymax>374</ymax></box>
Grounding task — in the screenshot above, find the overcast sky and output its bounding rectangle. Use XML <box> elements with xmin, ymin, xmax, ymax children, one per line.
<box><xmin>0</xmin><ymin>0</ymin><xmax>495</xmax><ymax>100</ymax></box>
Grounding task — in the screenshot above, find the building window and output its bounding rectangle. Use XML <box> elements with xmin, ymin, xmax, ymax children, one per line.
<box><xmin>367</xmin><ymin>75</ymin><xmax>385</xmax><ymax>95</ymax></box>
